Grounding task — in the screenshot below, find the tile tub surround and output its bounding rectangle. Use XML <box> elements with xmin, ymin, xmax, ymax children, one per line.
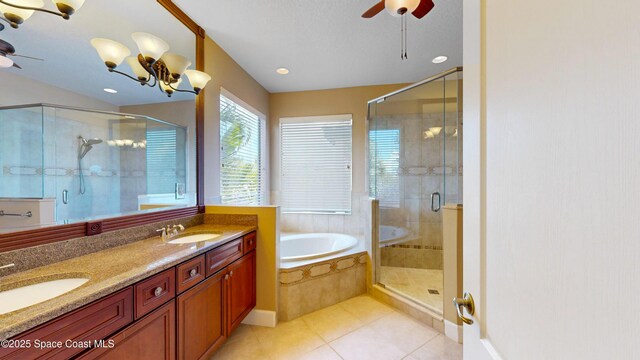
<box><xmin>279</xmin><ymin>252</ymin><xmax>367</xmax><ymax>321</ymax></box>
<box><xmin>212</xmin><ymin>295</ymin><xmax>461</xmax><ymax>360</ymax></box>
<box><xmin>0</xmin><ymin>214</ymin><xmax>204</xmax><ymax>277</ymax></box>
<box><xmin>0</xmin><ymin>223</ymin><xmax>256</xmax><ymax>340</ymax></box>
<box><xmin>274</xmin><ymin>193</ymin><xmax>371</xmax><ymax>237</ymax></box>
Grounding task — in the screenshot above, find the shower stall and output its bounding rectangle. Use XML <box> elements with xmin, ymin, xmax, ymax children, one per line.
<box><xmin>0</xmin><ymin>104</ymin><xmax>190</xmax><ymax>230</ymax></box>
<box><xmin>368</xmin><ymin>67</ymin><xmax>462</xmax><ymax>315</ymax></box>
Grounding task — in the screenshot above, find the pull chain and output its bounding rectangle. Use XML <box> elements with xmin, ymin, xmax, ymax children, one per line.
<box><xmin>404</xmin><ymin>15</ymin><xmax>408</xmax><ymax>59</ymax></box>
<box><xmin>400</xmin><ymin>15</ymin><xmax>404</xmax><ymax>60</ymax></box>
<box><xmin>400</xmin><ymin>15</ymin><xmax>408</xmax><ymax>60</ymax></box>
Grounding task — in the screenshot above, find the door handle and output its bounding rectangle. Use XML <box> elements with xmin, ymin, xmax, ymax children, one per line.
<box><xmin>453</xmin><ymin>292</ymin><xmax>475</xmax><ymax>325</ymax></box>
<box><xmin>430</xmin><ymin>192</ymin><xmax>441</xmax><ymax>212</ymax></box>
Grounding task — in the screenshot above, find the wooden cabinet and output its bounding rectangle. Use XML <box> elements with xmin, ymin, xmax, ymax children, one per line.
<box><xmin>4</xmin><ymin>231</ymin><xmax>257</xmax><ymax>360</ymax></box>
<box><xmin>176</xmin><ymin>271</ymin><xmax>226</xmax><ymax>360</ymax></box>
<box><xmin>226</xmin><ymin>250</ymin><xmax>256</xmax><ymax>333</ymax></box>
<box><xmin>205</xmin><ymin>239</ymin><xmax>243</xmax><ymax>277</ymax></box>
<box><xmin>134</xmin><ymin>268</ymin><xmax>175</xmax><ymax>319</ymax></box>
<box><xmin>176</xmin><ymin>255</ymin><xmax>205</xmax><ymax>294</ymax></box>
<box><xmin>77</xmin><ymin>300</ymin><xmax>175</xmax><ymax>360</ymax></box>
<box><xmin>0</xmin><ymin>288</ymin><xmax>133</xmax><ymax>360</ymax></box>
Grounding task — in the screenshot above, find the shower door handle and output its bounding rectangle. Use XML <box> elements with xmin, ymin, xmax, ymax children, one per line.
<box><xmin>430</xmin><ymin>192</ymin><xmax>441</xmax><ymax>212</ymax></box>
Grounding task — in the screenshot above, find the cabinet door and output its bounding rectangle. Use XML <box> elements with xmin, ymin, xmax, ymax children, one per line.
<box><xmin>176</xmin><ymin>271</ymin><xmax>226</xmax><ymax>360</ymax></box>
<box><xmin>227</xmin><ymin>250</ymin><xmax>256</xmax><ymax>333</ymax></box>
<box><xmin>77</xmin><ymin>300</ymin><xmax>175</xmax><ymax>360</ymax></box>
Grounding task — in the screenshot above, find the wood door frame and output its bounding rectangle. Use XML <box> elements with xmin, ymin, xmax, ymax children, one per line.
<box><xmin>0</xmin><ymin>1</ymin><xmax>206</xmax><ymax>253</ymax></box>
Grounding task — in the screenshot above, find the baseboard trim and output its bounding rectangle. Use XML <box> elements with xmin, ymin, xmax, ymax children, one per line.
<box><xmin>444</xmin><ymin>319</ymin><xmax>463</xmax><ymax>344</ymax></box>
<box><xmin>241</xmin><ymin>309</ymin><xmax>277</xmax><ymax>327</ymax></box>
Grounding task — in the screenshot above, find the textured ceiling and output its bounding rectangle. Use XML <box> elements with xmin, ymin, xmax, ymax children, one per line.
<box><xmin>1</xmin><ymin>0</ymin><xmax>195</xmax><ymax>106</ymax></box>
<box><xmin>173</xmin><ymin>0</ymin><xmax>462</xmax><ymax>93</ymax></box>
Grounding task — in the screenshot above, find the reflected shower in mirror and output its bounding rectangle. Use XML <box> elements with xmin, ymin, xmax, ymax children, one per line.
<box><xmin>0</xmin><ymin>0</ymin><xmax>197</xmax><ymax>234</ymax></box>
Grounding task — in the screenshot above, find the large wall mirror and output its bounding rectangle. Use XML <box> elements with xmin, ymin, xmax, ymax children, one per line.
<box><xmin>0</xmin><ymin>0</ymin><xmax>202</xmax><ymax>240</ymax></box>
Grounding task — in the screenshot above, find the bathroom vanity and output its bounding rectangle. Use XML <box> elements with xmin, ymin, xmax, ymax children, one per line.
<box><xmin>0</xmin><ymin>226</ymin><xmax>256</xmax><ymax>360</ymax></box>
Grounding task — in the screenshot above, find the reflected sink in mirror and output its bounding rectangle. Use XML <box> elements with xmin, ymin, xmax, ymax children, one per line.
<box><xmin>0</xmin><ymin>277</ymin><xmax>90</xmax><ymax>315</ymax></box>
<box><xmin>167</xmin><ymin>233</ymin><xmax>221</xmax><ymax>244</ymax></box>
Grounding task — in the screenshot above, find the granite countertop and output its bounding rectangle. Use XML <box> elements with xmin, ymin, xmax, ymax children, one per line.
<box><xmin>0</xmin><ymin>223</ymin><xmax>256</xmax><ymax>340</ymax></box>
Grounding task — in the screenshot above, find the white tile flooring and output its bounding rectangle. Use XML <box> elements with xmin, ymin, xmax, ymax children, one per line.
<box><xmin>380</xmin><ymin>267</ymin><xmax>444</xmax><ymax>314</ymax></box>
<box><xmin>211</xmin><ymin>295</ymin><xmax>461</xmax><ymax>360</ymax></box>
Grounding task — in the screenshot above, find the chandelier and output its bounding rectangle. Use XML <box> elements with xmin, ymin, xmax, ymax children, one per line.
<box><xmin>91</xmin><ymin>32</ymin><xmax>211</xmax><ymax>97</ymax></box>
<box><xmin>0</xmin><ymin>0</ymin><xmax>84</xmax><ymax>30</ymax></box>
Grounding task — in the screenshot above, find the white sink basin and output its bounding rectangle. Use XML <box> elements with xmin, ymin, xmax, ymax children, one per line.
<box><xmin>167</xmin><ymin>233</ymin><xmax>221</xmax><ymax>244</ymax></box>
<box><xmin>0</xmin><ymin>277</ymin><xmax>89</xmax><ymax>315</ymax></box>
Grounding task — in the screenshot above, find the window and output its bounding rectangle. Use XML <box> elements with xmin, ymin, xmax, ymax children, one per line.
<box><xmin>369</xmin><ymin>129</ymin><xmax>400</xmax><ymax>207</ymax></box>
<box><xmin>146</xmin><ymin>128</ymin><xmax>177</xmax><ymax>194</ymax></box>
<box><xmin>220</xmin><ymin>93</ymin><xmax>264</xmax><ymax>205</ymax></box>
<box><xmin>280</xmin><ymin>115</ymin><xmax>352</xmax><ymax>213</ymax></box>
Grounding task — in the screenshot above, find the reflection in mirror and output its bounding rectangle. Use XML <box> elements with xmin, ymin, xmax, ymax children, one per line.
<box><xmin>0</xmin><ymin>0</ymin><xmax>197</xmax><ymax>233</ymax></box>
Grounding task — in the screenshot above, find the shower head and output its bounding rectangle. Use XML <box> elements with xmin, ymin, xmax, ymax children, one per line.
<box><xmin>78</xmin><ymin>136</ymin><xmax>103</xmax><ymax>159</ymax></box>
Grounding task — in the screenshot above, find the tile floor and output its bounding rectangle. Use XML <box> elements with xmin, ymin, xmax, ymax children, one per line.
<box><xmin>211</xmin><ymin>295</ymin><xmax>461</xmax><ymax>360</ymax></box>
<box><xmin>379</xmin><ymin>267</ymin><xmax>444</xmax><ymax>313</ymax></box>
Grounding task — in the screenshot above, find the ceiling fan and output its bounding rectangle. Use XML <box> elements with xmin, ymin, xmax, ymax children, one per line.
<box><xmin>0</xmin><ymin>38</ymin><xmax>43</xmax><ymax>69</ymax></box>
<box><xmin>361</xmin><ymin>0</ymin><xmax>436</xmax><ymax>60</ymax></box>
<box><xmin>362</xmin><ymin>0</ymin><xmax>435</xmax><ymax>19</ymax></box>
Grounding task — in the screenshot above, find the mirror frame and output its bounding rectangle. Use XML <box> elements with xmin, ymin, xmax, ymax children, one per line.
<box><xmin>0</xmin><ymin>0</ymin><xmax>206</xmax><ymax>252</ymax></box>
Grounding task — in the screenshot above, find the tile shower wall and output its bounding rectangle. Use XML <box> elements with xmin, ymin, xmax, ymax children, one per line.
<box><xmin>0</xmin><ymin>108</ymin><xmax>121</xmax><ymax>222</ymax></box>
<box><xmin>44</xmin><ymin>109</ymin><xmax>121</xmax><ymax>221</ymax></box>
<box><xmin>271</xmin><ymin>192</ymin><xmax>371</xmax><ymax>236</ymax></box>
<box><xmin>375</xmin><ymin>113</ymin><xmax>462</xmax><ymax>270</ymax></box>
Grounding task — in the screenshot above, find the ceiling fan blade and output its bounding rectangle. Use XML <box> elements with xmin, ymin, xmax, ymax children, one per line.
<box><xmin>412</xmin><ymin>0</ymin><xmax>434</xmax><ymax>19</ymax></box>
<box><xmin>10</xmin><ymin>54</ymin><xmax>44</xmax><ymax>61</ymax></box>
<box><xmin>12</xmin><ymin>62</ymin><xmax>21</xmax><ymax>69</ymax></box>
<box><xmin>362</xmin><ymin>0</ymin><xmax>385</xmax><ymax>18</ymax></box>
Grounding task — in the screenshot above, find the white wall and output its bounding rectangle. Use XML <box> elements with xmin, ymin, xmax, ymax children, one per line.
<box><xmin>0</xmin><ymin>72</ymin><xmax>117</xmax><ymax>111</ymax></box>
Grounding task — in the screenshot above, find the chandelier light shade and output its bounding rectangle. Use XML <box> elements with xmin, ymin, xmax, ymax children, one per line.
<box><xmin>159</xmin><ymin>77</ymin><xmax>181</xmax><ymax>95</ymax></box>
<box><xmin>90</xmin><ymin>38</ymin><xmax>130</xmax><ymax>69</ymax></box>
<box><xmin>53</xmin><ymin>0</ymin><xmax>85</xmax><ymax>15</ymax></box>
<box><xmin>91</xmin><ymin>33</ymin><xmax>211</xmax><ymax>97</ymax></box>
<box><xmin>125</xmin><ymin>56</ymin><xmax>149</xmax><ymax>80</ymax></box>
<box><xmin>0</xmin><ymin>0</ymin><xmax>83</xmax><ymax>29</ymax></box>
<box><xmin>385</xmin><ymin>0</ymin><xmax>420</xmax><ymax>16</ymax></box>
<box><xmin>0</xmin><ymin>0</ymin><xmax>44</xmax><ymax>25</ymax></box>
<box><xmin>131</xmin><ymin>32</ymin><xmax>169</xmax><ymax>63</ymax></box>
<box><xmin>160</xmin><ymin>52</ymin><xmax>191</xmax><ymax>78</ymax></box>
<box><xmin>184</xmin><ymin>69</ymin><xmax>211</xmax><ymax>92</ymax></box>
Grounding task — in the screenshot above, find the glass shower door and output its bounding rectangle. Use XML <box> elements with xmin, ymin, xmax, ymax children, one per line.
<box><xmin>369</xmin><ymin>68</ymin><xmax>462</xmax><ymax>315</ymax></box>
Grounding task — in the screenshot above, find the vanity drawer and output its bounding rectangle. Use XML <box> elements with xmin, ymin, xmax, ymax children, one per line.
<box><xmin>134</xmin><ymin>268</ymin><xmax>175</xmax><ymax>319</ymax></box>
<box><xmin>243</xmin><ymin>232</ymin><xmax>256</xmax><ymax>254</ymax></box>
<box><xmin>0</xmin><ymin>287</ymin><xmax>133</xmax><ymax>360</ymax></box>
<box><xmin>206</xmin><ymin>239</ymin><xmax>243</xmax><ymax>277</ymax></box>
<box><xmin>176</xmin><ymin>255</ymin><xmax>205</xmax><ymax>294</ymax></box>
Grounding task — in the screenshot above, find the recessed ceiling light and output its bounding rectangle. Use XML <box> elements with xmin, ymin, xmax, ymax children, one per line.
<box><xmin>104</xmin><ymin>88</ymin><xmax>118</xmax><ymax>94</ymax></box>
<box><xmin>276</xmin><ymin>67</ymin><xmax>289</xmax><ymax>75</ymax></box>
<box><xmin>432</xmin><ymin>56</ymin><xmax>448</xmax><ymax>64</ymax></box>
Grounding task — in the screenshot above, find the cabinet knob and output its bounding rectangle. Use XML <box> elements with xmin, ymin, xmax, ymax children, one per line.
<box><xmin>224</xmin><ymin>274</ymin><xmax>229</xmax><ymax>280</ymax></box>
<box><xmin>249</xmin><ymin>239</ymin><xmax>253</xmax><ymax>245</ymax></box>
<box><xmin>189</xmin><ymin>269</ymin><xmax>198</xmax><ymax>278</ymax></box>
<box><xmin>229</xmin><ymin>270</ymin><xmax>233</xmax><ymax>277</ymax></box>
<box><xmin>154</xmin><ymin>287</ymin><xmax>163</xmax><ymax>297</ymax></box>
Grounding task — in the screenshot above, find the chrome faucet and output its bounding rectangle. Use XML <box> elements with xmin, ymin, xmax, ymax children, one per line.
<box><xmin>156</xmin><ymin>224</ymin><xmax>184</xmax><ymax>241</ymax></box>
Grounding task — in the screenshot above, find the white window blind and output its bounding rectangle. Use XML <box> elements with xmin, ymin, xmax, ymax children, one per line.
<box><xmin>369</xmin><ymin>129</ymin><xmax>400</xmax><ymax>207</ymax></box>
<box><xmin>280</xmin><ymin>115</ymin><xmax>352</xmax><ymax>213</ymax></box>
<box><xmin>147</xmin><ymin>128</ymin><xmax>177</xmax><ymax>194</ymax></box>
<box><xmin>220</xmin><ymin>94</ymin><xmax>263</xmax><ymax>205</ymax></box>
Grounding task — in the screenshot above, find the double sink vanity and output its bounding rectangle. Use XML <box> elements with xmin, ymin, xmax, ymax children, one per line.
<box><xmin>0</xmin><ymin>222</ymin><xmax>257</xmax><ymax>360</ymax></box>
